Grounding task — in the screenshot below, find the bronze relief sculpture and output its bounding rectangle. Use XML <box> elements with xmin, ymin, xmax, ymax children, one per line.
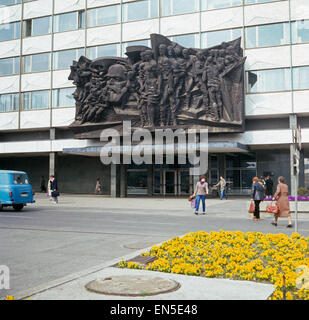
<box><xmin>69</xmin><ymin>34</ymin><xmax>246</xmax><ymax>137</ymax></box>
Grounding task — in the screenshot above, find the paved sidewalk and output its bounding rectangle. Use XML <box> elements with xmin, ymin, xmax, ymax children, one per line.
<box><xmin>27</xmin><ymin>267</ymin><xmax>275</xmax><ymax>300</ymax></box>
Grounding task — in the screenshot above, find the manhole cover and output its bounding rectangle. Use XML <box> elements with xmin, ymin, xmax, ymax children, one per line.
<box><xmin>85</xmin><ymin>275</ymin><xmax>180</xmax><ymax>296</ymax></box>
<box><xmin>123</xmin><ymin>241</ymin><xmax>156</xmax><ymax>250</ymax></box>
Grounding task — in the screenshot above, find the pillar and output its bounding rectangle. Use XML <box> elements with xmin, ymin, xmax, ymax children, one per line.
<box><xmin>289</xmin><ymin>114</ymin><xmax>297</xmax><ymax>196</ymax></box>
<box><xmin>49</xmin><ymin>152</ymin><xmax>57</xmax><ymax>177</ymax></box>
<box><xmin>110</xmin><ymin>163</ymin><xmax>117</xmax><ymax>197</ymax></box>
<box><xmin>120</xmin><ymin>164</ymin><xmax>127</xmax><ymax>198</ymax></box>
<box><xmin>147</xmin><ymin>164</ymin><xmax>154</xmax><ymax>196</ymax></box>
<box><xmin>49</xmin><ymin>128</ymin><xmax>57</xmax><ymax>177</ymax></box>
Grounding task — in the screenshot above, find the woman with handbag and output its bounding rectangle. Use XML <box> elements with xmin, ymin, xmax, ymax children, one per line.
<box><xmin>250</xmin><ymin>176</ymin><xmax>265</xmax><ymax>221</ymax></box>
<box><xmin>271</xmin><ymin>176</ymin><xmax>292</xmax><ymax>228</ymax></box>
<box><xmin>192</xmin><ymin>176</ymin><xmax>209</xmax><ymax>215</ymax></box>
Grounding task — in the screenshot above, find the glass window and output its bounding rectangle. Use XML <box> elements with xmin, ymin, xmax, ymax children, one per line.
<box><xmin>202</xmin><ymin>0</ymin><xmax>242</xmax><ymax>10</ymax></box>
<box><xmin>32</xmin><ymin>16</ymin><xmax>51</xmax><ymax>36</ymax></box>
<box><xmin>293</xmin><ymin>66</ymin><xmax>309</xmax><ymax>90</ymax></box>
<box><xmin>210</xmin><ymin>155</ymin><xmax>218</xmax><ymax>168</ymax></box>
<box><xmin>1</xmin><ymin>0</ymin><xmax>21</xmax><ymax>5</ymax></box>
<box><xmin>161</xmin><ymin>0</ymin><xmax>199</xmax><ymax>16</ymax></box>
<box><xmin>202</xmin><ymin>28</ymin><xmax>241</xmax><ymax>48</ymax></box>
<box><xmin>170</xmin><ymin>33</ymin><xmax>199</xmax><ymax>48</ymax></box>
<box><xmin>23</xmin><ymin>90</ymin><xmax>50</xmax><ymax>110</ymax></box>
<box><xmin>87</xmin><ymin>44</ymin><xmax>119</xmax><ymax>59</ymax></box>
<box><xmin>247</xmin><ymin>68</ymin><xmax>291</xmax><ymax>93</ymax></box>
<box><xmin>0</xmin><ymin>21</ymin><xmax>21</xmax><ymax>42</ymax></box>
<box><xmin>87</xmin><ymin>5</ymin><xmax>120</xmax><ymax>27</ymax></box>
<box><xmin>123</xmin><ymin>0</ymin><xmax>158</xmax><ymax>22</ymax></box>
<box><xmin>52</xmin><ymin>87</ymin><xmax>75</xmax><ymax>108</ymax></box>
<box><xmin>127</xmin><ymin>170</ymin><xmax>148</xmax><ymax>195</ymax></box>
<box><xmin>245</xmin><ymin>0</ymin><xmax>278</xmax><ymax>4</ymax></box>
<box><xmin>0</xmin><ymin>93</ymin><xmax>19</xmax><ymax>112</ymax></box>
<box><xmin>0</xmin><ymin>57</ymin><xmax>20</xmax><ymax>76</ymax></box>
<box><xmin>292</xmin><ymin>20</ymin><xmax>309</xmax><ymax>44</ymax></box>
<box><xmin>245</xmin><ymin>22</ymin><xmax>290</xmax><ymax>48</ymax></box>
<box><xmin>24</xmin><ymin>53</ymin><xmax>50</xmax><ymax>73</ymax></box>
<box><xmin>13</xmin><ymin>174</ymin><xmax>29</xmax><ymax>185</ymax></box>
<box><xmin>53</xmin><ymin>48</ymin><xmax>85</xmax><ymax>70</ymax></box>
<box><xmin>53</xmin><ymin>11</ymin><xmax>85</xmax><ymax>33</ymax></box>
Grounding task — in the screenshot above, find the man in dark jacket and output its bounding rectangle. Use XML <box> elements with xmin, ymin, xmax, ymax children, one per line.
<box><xmin>264</xmin><ymin>175</ymin><xmax>273</xmax><ymax>197</ymax></box>
<box><xmin>50</xmin><ymin>175</ymin><xmax>59</xmax><ymax>204</ymax></box>
<box><xmin>250</xmin><ymin>177</ymin><xmax>265</xmax><ymax>221</ymax></box>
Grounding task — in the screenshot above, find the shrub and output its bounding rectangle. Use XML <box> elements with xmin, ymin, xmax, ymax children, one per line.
<box><xmin>298</xmin><ymin>187</ymin><xmax>308</xmax><ymax>196</ymax></box>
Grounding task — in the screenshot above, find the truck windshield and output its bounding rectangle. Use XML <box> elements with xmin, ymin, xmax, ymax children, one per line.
<box><xmin>13</xmin><ymin>174</ymin><xmax>29</xmax><ymax>185</ymax></box>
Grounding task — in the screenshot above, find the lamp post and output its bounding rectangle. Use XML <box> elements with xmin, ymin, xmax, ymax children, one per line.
<box><xmin>292</xmin><ymin>124</ymin><xmax>301</xmax><ymax>233</ymax></box>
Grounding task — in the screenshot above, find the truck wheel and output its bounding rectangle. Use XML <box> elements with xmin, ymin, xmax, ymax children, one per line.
<box><xmin>13</xmin><ymin>204</ymin><xmax>24</xmax><ymax>211</ymax></box>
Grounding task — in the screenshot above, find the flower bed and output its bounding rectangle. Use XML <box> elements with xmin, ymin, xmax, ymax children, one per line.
<box><xmin>118</xmin><ymin>230</ymin><xmax>309</xmax><ymax>300</ymax></box>
<box><xmin>264</xmin><ymin>196</ymin><xmax>309</xmax><ymax>201</ymax></box>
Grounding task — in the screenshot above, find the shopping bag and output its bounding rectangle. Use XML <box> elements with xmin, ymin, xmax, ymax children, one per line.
<box><xmin>191</xmin><ymin>198</ymin><xmax>197</xmax><ymax>209</ymax></box>
<box><xmin>266</xmin><ymin>202</ymin><xmax>279</xmax><ymax>214</ymax></box>
<box><xmin>248</xmin><ymin>201</ymin><xmax>255</xmax><ymax>214</ymax></box>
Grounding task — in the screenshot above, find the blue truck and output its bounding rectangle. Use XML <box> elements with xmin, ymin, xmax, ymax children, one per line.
<box><xmin>0</xmin><ymin>170</ymin><xmax>35</xmax><ymax>211</ymax></box>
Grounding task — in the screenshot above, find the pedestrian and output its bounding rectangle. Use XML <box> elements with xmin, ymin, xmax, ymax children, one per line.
<box><xmin>250</xmin><ymin>176</ymin><xmax>265</xmax><ymax>221</ymax></box>
<box><xmin>40</xmin><ymin>176</ymin><xmax>46</xmax><ymax>193</ymax></box>
<box><xmin>214</xmin><ymin>176</ymin><xmax>228</xmax><ymax>200</ymax></box>
<box><xmin>47</xmin><ymin>176</ymin><xmax>52</xmax><ymax>200</ymax></box>
<box><xmin>271</xmin><ymin>176</ymin><xmax>292</xmax><ymax>228</ymax></box>
<box><xmin>264</xmin><ymin>175</ymin><xmax>273</xmax><ymax>198</ymax></box>
<box><xmin>260</xmin><ymin>176</ymin><xmax>265</xmax><ymax>186</ymax></box>
<box><xmin>95</xmin><ymin>178</ymin><xmax>102</xmax><ymax>194</ymax></box>
<box><xmin>192</xmin><ymin>175</ymin><xmax>209</xmax><ymax>215</ymax></box>
<box><xmin>50</xmin><ymin>175</ymin><xmax>59</xmax><ymax>204</ymax></box>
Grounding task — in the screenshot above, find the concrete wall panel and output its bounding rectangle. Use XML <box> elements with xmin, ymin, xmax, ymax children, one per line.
<box><xmin>53</xmin><ymin>30</ymin><xmax>85</xmax><ymax>51</ymax></box>
<box><xmin>0</xmin><ymin>40</ymin><xmax>20</xmax><ymax>59</ymax></box>
<box><xmin>22</xmin><ymin>35</ymin><xmax>52</xmax><ymax>55</ymax></box>
<box><xmin>23</xmin><ymin>0</ymin><xmax>53</xmax><ymax>19</ymax></box>
<box><xmin>20</xmin><ymin>110</ymin><xmax>51</xmax><ymax>129</ymax></box>
<box><xmin>87</xmin><ymin>24</ymin><xmax>121</xmax><ymax>46</ymax></box>
<box><xmin>246</xmin><ymin>92</ymin><xmax>292</xmax><ymax>116</ymax></box>
<box><xmin>244</xmin><ymin>1</ymin><xmax>289</xmax><ymax>26</ymax></box>
<box><xmin>21</xmin><ymin>72</ymin><xmax>51</xmax><ymax>91</ymax></box>
<box><xmin>201</xmin><ymin>7</ymin><xmax>243</xmax><ymax>32</ymax></box>
<box><xmin>0</xmin><ymin>75</ymin><xmax>19</xmax><ymax>93</ymax></box>
<box><xmin>0</xmin><ymin>112</ymin><xmax>18</xmax><ymax>130</ymax></box>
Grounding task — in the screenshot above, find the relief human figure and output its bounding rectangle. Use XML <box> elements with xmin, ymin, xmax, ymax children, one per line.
<box><xmin>194</xmin><ymin>51</ymin><xmax>209</xmax><ymax>109</ymax></box>
<box><xmin>182</xmin><ymin>48</ymin><xmax>196</xmax><ymax>110</ymax></box>
<box><xmin>142</xmin><ymin>50</ymin><xmax>160</xmax><ymax>127</ymax></box>
<box><xmin>203</xmin><ymin>56</ymin><xmax>223</xmax><ymax>121</ymax></box>
<box><xmin>157</xmin><ymin>44</ymin><xmax>173</xmax><ymax>126</ymax></box>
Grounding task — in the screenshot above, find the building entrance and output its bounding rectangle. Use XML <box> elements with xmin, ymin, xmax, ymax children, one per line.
<box><xmin>162</xmin><ymin>169</ymin><xmax>192</xmax><ymax>196</ymax></box>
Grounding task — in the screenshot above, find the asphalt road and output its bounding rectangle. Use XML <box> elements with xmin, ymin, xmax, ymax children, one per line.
<box><xmin>1</xmin><ymin>196</ymin><xmax>309</xmax><ymax>298</ymax></box>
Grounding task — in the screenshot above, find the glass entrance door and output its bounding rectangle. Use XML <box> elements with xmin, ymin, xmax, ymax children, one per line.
<box><xmin>162</xmin><ymin>169</ymin><xmax>192</xmax><ymax>196</ymax></box>
<box><xmin>164</xmin><ymin>170</ymin><xmax>176</xmax><ymax>195</ymax></box>
<box><xmin>178</xmin><ymin>170</ymin><xmax>190</xmax><ymax>195</ymax></box>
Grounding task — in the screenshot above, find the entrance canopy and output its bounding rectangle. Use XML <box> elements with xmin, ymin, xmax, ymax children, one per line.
<box><xmin>62</xmin><ymin>141</ymin><xmax>249</xmax><ymax>157</ymax></box>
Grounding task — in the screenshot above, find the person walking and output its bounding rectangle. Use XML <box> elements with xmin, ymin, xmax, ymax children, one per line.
<box><xmin>47</xmin><ymin>176</ymin><xmax>52</xmax><ymax>201</ymax></box>
<box><xmin>40</xmin><ymin>176</ymin><xmax>46</xmax><ymax>193</ymax></box>
<box><xmin>264</xmin><ymin>175</ymin><xmax>273</xmax><ymax>198</ymax></box>
<box><xmin>250</xmin><ymin>176</ymin><xmax>265</xmax><ymax>221</ymax></box>
<box><xmin>50</xmin><ymin>175</ymin><xmax>59</xmax><ymax>204</ymax></box>
<box><xmin>193</xmin><ymin>176</ymin><xmax>209</xmax><ymax>215</ymax></box>
<box><xmin>271</xmin><ymin>176</ymin><xmax>292</xmax><ymax>228</ymax></box>
<box><xmin>95</xmin><ymin>178</ymin><xmax>102</xmax><ymax>194</ymax></box>
<box><xmin>215</xmin><ymin>176</ymin><xmax>228</xmax><ymax>200</ymax></box>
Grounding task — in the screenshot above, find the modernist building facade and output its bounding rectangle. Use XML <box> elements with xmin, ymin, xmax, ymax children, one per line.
<box><xmin>0</xmin><ymin>0</ymin><xmax>309</xmax><ymax>197</ymax></box>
